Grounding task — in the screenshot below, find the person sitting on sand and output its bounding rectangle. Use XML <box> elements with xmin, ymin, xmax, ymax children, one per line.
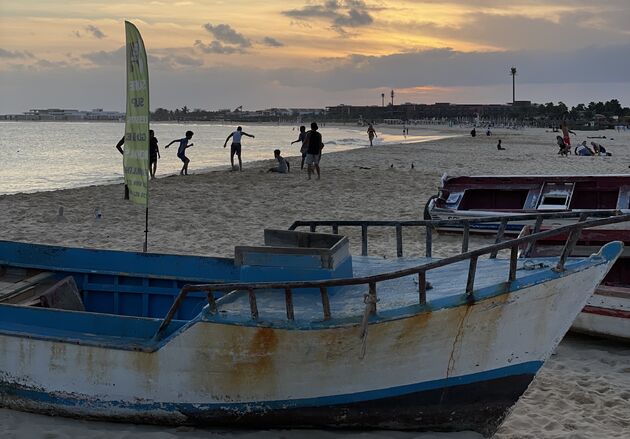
<box><xmin>575</xmin><ymin>141</ymin><xmax>595</xmax><ymax>156</ymax></box>
<box><xmin>556</xmin><ymin>136</ymin><xmax>570</xmax><ymax>156</ymax></box>
<box><xmin>224</xmin><ymin>126</ymin><xmax>255</xmax><ymax>172</ymax></box>
<box><xmin>497</xmin><ymin>139</ymin><xmax>505</xmax><ymax>150</ymax></box>
<box><xmin>470</xmin><ymin>128</ymin><xmax>476</xmax><ymax>137</ymax></box>
<box><xmin>268</xmin><ymin>149</ymin><xmax>290</xmax><ymax>174</ymax></box>
<box><xmin>165</xmin><ymin>130</ymin><xmax>194</xmax><ymax>175</ymax></box>
<box><xmin>590</xmin><ymin>141</ymin><xmax>611</xmax><ymax>156</ymax></box>
<box><xmin>291</xmin><ymin>126</ymin><xmax>307</xmax><ymax>169</ymax></box>
<box><xmin>149</xmin><ymin>130</ymin><xmax>160</xmax><ymax>180</ymax></box>
<box><xmin>367</xmin><ymin>124</ymin><xmax>377</xmax><ymax>146</ymax></box>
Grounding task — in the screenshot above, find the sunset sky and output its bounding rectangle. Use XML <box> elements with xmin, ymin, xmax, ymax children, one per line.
<box><xmin>1</xmin><ymin>0</ymin><xmax>629</xmax><ymax>113</ymax></box>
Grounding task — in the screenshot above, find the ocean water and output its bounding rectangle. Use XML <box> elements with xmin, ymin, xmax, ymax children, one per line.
<box><xmin>0</xmin><ymin>121</ymin><xmax>444</xmax><ymax>195</ymax></box>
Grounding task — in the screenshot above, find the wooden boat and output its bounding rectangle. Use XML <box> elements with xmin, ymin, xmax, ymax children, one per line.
<box><xmin>0</xmin><ymin>218</ymin><xmax>626</xmax><ymax>436</ymax></box>
<box><xmin>425</xmin><ymin>174</ymin><xmax>630</xmax><ymax>234</ymax></box>
<box><xmin>521</xmin><ymin>226</ymin><xmax>630</xmax><ymax>342</ymax></box>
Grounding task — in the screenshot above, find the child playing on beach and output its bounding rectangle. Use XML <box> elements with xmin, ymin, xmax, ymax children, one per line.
<box><xmin>165</xmin><ymin>130</ymin><xmax>194</xmax><ymax>175</ymax></box>
<box><xmin>224</xmin><ymin>126</ymin><xmax>255</xmax><ymax>171</ymax></box>
<box><xmin>291</xmin><ymin>126</ymin><xmax>307</xmax><ymax>169</ymax></box>
<box><xmin>268</xmin><ymin>149</ymin><xmax>290</xmax><ymax>174</ymax></box>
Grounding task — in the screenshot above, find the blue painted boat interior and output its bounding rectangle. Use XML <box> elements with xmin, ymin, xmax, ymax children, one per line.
<box><xmin>0</xmin><ymin>239</ymin><xmax>620</xmax><ymax>351</ymax></box>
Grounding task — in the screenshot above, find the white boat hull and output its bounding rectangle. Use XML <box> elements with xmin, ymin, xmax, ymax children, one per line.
<box><xmin>0</xmin><ymin>244</ymin><xmax>620</xmax><ymax>435</ymax></box>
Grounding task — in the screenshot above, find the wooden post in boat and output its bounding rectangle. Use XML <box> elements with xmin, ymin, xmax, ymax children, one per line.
<box><xmin>509</xmin><ymin>246</ymin><xmax>518</xmax><ymax>282</ymax></box>
<box><xmin>418</xmin><ymin>271</ymin><xmax>427</xmax><ymax>304</ymax></box>
<box><xmin>284</xmin><ymin>287</ymin><xmax>294</xmax><ymax>321</ymax></box>
<box><xmin>320</xmin><ymin>287</ymin><xmax>331</xmax><ymax>320</ymax></box>
<box><xmin>490</xmin><ymin>218</ymin><xmax>509</xmax><ymax>259</ymax></box>
<box><xmin>332</xmin><ymin>224</ymin><xmax>339</xmax><ymax>234</ymax></box>
<box><xmin>523</xmin><ymin>215</ymin><xmax>544</xmax><ymax>257</ymax></box>
<box><xmin>462</xmin><ymin>221</ymin><xmax>470</xmax><ymax>253</ymax></box>
<box><xmin>247</xmin><ymin>288</ymin><xmax>259</xmax><ymax>320</ymax></box>
<box><xmin>206</xmin><ymin>289</ymin><xmax>217</xmax><ymax>314</ymax></box>
<box><xmin>396</xmin><ymin>224</ymin><xmax>403</xmax><ymax>257</ymax></box>
<box><xmin>361</xmin><ymin>225</ymin><xmax>368</xmax><ymax>256</ymax></box>
<box><xmin>425</xmin><ymin>226</ymin><xmax>433</xmax><ymax>258</ymax></box>
<box><xmin>466</xmin><ymin>256</ymin><xmax>477</xmax><ymax>299</ymax></box>
<box><xmin>555</xmin><ymin>227</ymin><xmax>582</xmax><ymax>272</ymax></box>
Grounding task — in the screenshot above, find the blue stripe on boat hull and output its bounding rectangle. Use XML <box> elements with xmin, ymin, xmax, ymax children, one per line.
<box><xmin>0</xmin><ymin>362</ymin><xmax>541</xmax><ymax>436</ymax></box>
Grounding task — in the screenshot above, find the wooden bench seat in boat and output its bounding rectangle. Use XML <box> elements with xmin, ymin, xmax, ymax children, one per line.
<box><xmin>0</xmin><ymin>269</ymin><xmax>84</xmax><ymax>311</ymax></box>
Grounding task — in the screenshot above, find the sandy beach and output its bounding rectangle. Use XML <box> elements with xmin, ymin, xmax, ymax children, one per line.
<box><xmin>0</xmin><ymin>125</ymin><xmax>629</xmax><ymax>438</ymax></box>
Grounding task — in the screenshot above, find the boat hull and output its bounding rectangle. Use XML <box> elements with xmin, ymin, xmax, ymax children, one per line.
<box><xmin>0</xmin><ymin>245</ymin><xmax>619</xmax><ymax>436</ymax></box>
<box><xmin>571</xmin><ymin>287</ymin><xmax>630</xmax><ymax>341</ymax></box>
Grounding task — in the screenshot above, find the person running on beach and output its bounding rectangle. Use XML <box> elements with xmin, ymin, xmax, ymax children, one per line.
<box><xmin>268</xmin><ymin>149</ymin><xmax>290</xmax><ymax>174</ymax></box>
<box><xmin>304</xmin><ymin>122</ymin><xmax>324</xmax><ymax>180</ymax></box>
<box><xmin>291</xmin><ymin>125</ymin><xmax>307</xmax><ymax>169</ymax></box>
<box><xmin>224</xmin><ymin>126</ymin><xmax>255</xmax><ymax>171</ymax></box>
<box><xmin>149</xmin><ymin>130</ymin><xmax>160</xmax><ymax>180</ymax></box>
<box><xmin>165</xmin><ymin>130</ymin><xmax>194</xmax><ymax>175</ymax></box>
<box><xmin>367</xmin><ymin>124</ymin><xmax>377</xmax><ymax>146</ymax></box>
<box><xmin>560</xmin><ymin>113</ymin><xmax>575</xmax><ymax>147</ymax></box>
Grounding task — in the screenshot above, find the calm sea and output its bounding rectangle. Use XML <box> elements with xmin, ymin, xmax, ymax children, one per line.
<box><xmin>0</xmin><ymin>121</ymin><xmax>445</xmax><ymax>195</ymax></box>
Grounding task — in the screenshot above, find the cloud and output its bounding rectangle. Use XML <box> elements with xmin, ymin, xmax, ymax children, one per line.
<box><xmin>73</xmin><ymin>25</ymin><xmax>107</xmax><ymax>40</ymax></box>
<box><xmin>81</xmin><ymin>46</ymin><xmax>125</xmax><ymax>66</ymax></box>
<box><xmin>85</xmin><ymin>25</ymin><xmax>106</xmax><ymax>39</ymax></box>
<box><xmin>202</xmin><ymin>23</ymin><xmax>251</xmax><ymax>48</ymax></box>
<box><xmin>262</xmin><ymin>37</ymin><xmax>284</xmax><ymax>48</ymax></box>
<box><xmin>194</xmin><ymin>40</ymin><xmax>246</xmax><ymax>55</ymax></box>
<box><xmin>0</xmin><ymin>48</ymin><xmax>34</xmax><ymax>59</ymax></box>
<box><xmin>283</xmin><ymin>0</ymin><xmax>374</xmax><ymax>34</ymax></box>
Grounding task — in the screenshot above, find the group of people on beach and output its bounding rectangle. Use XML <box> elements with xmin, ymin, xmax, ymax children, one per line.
<box><xmin>555</xmin><ymin>114</ymin><xmax>612</xmax><ymax>157</ymax></box>
<box><xmin>114</xmin><ymin>122</ymin><xmax>326</xmax><ymax>187</ymax></box>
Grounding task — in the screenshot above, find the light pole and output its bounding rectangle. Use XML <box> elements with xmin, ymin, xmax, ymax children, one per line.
<box><xmin>381</xmin><ymin>92</ymin><xmax>385</xmax><ymax>107</ymax></box>
<box><xmin>390</xmin><ymin>89</ymin><xmax>395</xmax><ymax>107</ymax></box>
<box><xmin>510</xmin><ymin>67</ymin><xmax>517</xmax><ymax>104</ymax></box>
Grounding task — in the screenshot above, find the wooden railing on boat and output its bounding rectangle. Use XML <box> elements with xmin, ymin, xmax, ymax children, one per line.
<box><xmin>153</xmin><ymin>211</ymin><xmax>630</xmax><ymax>341</ymax></box>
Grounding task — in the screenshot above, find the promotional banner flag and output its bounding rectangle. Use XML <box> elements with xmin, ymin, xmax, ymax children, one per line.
<box><xmin>124</xmin><ymin>21</ymin><xmax>149</xmax><ymax>206</ymax></box>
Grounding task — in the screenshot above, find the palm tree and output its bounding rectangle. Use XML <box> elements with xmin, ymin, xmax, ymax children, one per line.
<box><xmin>510</xmin><ymin>67</ymin><xmax>517</xmax><ymax>104</ymax></box>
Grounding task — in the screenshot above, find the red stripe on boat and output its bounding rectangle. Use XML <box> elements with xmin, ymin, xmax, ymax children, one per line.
<box><xmin>582</xmin><ymin>305</ymin><xmax>630</xmax><ymax>319</ymax></box>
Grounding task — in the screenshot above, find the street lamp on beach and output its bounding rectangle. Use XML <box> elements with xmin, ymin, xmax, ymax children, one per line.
<box><xmin>510</xmin><ymin>67</ymin><xmax>517</xmax><ymax>104</ymax></box>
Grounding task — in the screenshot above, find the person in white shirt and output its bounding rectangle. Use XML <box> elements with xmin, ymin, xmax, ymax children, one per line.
<box><xmin>268</xmin><ymin>149</ymin><xmax>290</xmax><ymax>174</ymax></box>
<box><xmin>223</xmin><ymin>126</ymin><xmax>255</xmax><ymax>171</ymax></box>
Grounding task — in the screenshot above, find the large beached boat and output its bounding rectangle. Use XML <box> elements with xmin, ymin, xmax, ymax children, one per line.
<box><xmin>520</xmin><ymin>226</ymin><xmax>630</xmax><ymax>342</ymax></box>
<box><xmin>425</xmin><ymin>174</ymin><xmax>630</xmax><ymax>234</ymax></box>
<box><xmin>0</xmin><ymin>216</ymin><xmax>626</xmax><ymax>436</ymax></box>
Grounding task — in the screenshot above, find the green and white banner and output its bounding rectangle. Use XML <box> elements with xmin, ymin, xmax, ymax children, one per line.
<box><xmin>124</xmin><ymin>21</ymin><xmax>149</xmax><ymax>206</ymax></box>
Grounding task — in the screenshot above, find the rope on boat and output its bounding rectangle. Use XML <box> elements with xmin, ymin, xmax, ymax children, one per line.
<box><xmin>359</xmin><ymin>292</ymin><xmax>378</xmax><ymax>359</ymax></box>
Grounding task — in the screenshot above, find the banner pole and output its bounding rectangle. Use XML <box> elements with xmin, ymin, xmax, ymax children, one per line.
<box><xmin>143</xmin><ymin>206</ymin><xmax>149</xmax><ymax>253</ymax></box>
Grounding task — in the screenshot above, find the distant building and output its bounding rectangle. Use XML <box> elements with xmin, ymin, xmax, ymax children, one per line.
<box><xmin>2</xmin><ymin>108</ymin><xmax>124</xmax><ymax>121</ymax></box>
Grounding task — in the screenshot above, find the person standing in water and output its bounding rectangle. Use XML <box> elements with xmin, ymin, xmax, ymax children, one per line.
<box><xmin>165</xmin><ymin>130</ymin><xmax>194</xmax><ymax>175</ymax></box>
<box><xmin>224</xmin><ymin>126</ymin><xmax>255</xmax><ymax>171</ymax></box>
<box><xmin>149</xmin><ymin>130</ymin><xmax>160</xmax><ymax>180</ymax></box>
<box><xmin>367</xmin><ymin>124</ymin><xmax>377</xmax><ymax>146</ymax></box>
